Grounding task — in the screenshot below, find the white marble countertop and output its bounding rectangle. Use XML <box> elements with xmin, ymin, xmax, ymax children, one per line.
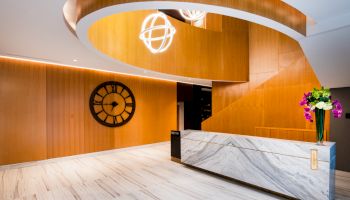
<box><xmin>181</xmin><ymin>130</ymin><xmax>336</xmax><ymax>162</ymax></box>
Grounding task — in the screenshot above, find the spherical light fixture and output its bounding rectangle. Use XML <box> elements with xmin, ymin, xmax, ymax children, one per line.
<box><xmin>139</xmin><ymin>12</ymin><xmax>176</xmax><ymax>54</ymax></box>
<box><xmin>179</xmin><ymin>9</ymin><xmax>207</xmax><ymax>21</ymax></box>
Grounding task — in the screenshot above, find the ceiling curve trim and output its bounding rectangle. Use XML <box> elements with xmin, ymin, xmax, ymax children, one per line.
<box><xmin>64</xmin><ymin>0</ymin><xmax>306</xmax><ymax>37</ymax></box>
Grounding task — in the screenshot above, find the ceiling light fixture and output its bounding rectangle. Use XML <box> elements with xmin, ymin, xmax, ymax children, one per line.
<box><xmin>179</xmin><ymin>9</ymin><xmax>207</xmax><ymax>21</ymax></box>
<box><xmin>139</xmin><ymin>12</ymin><xmax>176</xmax><ymax>54</ymax></box>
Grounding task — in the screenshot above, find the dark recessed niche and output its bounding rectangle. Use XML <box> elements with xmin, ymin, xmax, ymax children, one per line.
<box><xmin>346</xmin><ymin>113</ymin><xmax>350</xmax><ymax>119</ymax></box>
<box><xmin>177</xmin><ymin>83</ymin><xmax>212</xmax><ymax>130</ymax></box>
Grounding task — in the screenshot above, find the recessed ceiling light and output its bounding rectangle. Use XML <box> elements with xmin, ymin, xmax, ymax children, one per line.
<box><xmin>73</xmin><ymin>59</ymin><xmax>78</xmax><ymax>62</ymax></box>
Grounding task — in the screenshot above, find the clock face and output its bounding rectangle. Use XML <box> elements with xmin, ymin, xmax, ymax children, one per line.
<box><xmin>89</xmin><ymin>81</ymin><xmax>136</xmax><ymax>127</ymax></box>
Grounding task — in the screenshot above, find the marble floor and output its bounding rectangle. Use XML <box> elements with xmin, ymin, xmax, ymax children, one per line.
<box><xmin>0</xmin><ymin>143</ymin><xmax>349</xmax><ymax>200</ymax></box>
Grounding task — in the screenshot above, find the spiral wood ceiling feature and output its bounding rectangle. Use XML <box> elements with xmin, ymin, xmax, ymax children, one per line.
<box><xmin>63</xmin><ymin>0</ymin><xmax>306</xmax><ymax>82</ymax></box>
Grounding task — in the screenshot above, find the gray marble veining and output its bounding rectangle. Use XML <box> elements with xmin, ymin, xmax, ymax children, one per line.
<box><xmin>181</xmin><ymin>130</ymin><xmax>336</xmax><ymax>200</ymax></box>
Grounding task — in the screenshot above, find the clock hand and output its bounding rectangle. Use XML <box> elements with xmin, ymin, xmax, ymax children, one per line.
<box><xmin>108</xmin><ymin>102</ymin><xmax>119</xmax><ymax>111</ymax></box>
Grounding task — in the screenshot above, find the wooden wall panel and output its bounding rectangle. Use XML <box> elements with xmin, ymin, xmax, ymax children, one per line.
<box><xmin>205</xmin><ymin>13</ymin><xmax>222</xmax><ymax>32</ymax></box>
<box><xmin>202</xmin><ymin>23</ymin><xmax>329</xmax><ymax>142</ymax></box>
<box><xmin>46</xmin><ymin>67</ymin><xmax>85</xmax><ymax>158</ymax></box>
<box><xmin>83</xmin><ymin>70</ymin><xmax>116</xmax><ymax>153</ymax></box>
<box><xmin>0</xmin><ymin>58</ymin><xmax>177</xmax><ymax>165</ymax></box>
<box><xmin>88</xmin><ymin>10</ymin><xmax>249</xmax><ymax>82</ymax></box>
<box><xmin>0</xmin><ymin>58</ymin><xmax>47</xmax><ymax>164</ymax></box>
<box><xmin>108</xmin><ymin>74</ymin><xmax>177</xmax><ymax>148</ymax></box>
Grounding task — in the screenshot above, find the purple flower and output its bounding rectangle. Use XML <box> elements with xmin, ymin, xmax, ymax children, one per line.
<box><xmin>304</xmin><ymin>107</ymin><xmax>311</xmax><ymax>112</ymax></box>
<box><xmin>304</xmin><ymin>112</ymin><xmax>313</xmax><ymax>121</ymax></box>
<box><xmin>333</xmin><ymin>100</ymin><xmax>342</xmax><ymax>110</ymax></box>
<box><xmin>300</xmin><ymin>92</ymin><xmax>311</xmax><ymax>106</ymax></box>
<box><xmin>304</xmin><ymin>112</ymin><xmax>311</xmax><ymax>118</ymax></box>
<box><xmin>331</xmin><ymin>100</ymin><xmax>343</xmax><ymax>118</ymax></box>
<box><xmin>304</xmin><ymin>92</ymin><xmax>311</xmax><ymax>98</ymax></box>
<box><xmin>332</xmin><ymin>109</ymin><xmax>343</xmax><ymax>118</ymax></box>
<box><xmin>299</xmin><ymin>100</ymin><xmax>307</xmax><ymax>106</ymax></box>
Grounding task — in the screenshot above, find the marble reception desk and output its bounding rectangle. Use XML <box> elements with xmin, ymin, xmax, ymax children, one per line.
<box><xmin>180</xmin><ymin>130</ymin><xmax>336</xmax><ymax>200</ymax></box>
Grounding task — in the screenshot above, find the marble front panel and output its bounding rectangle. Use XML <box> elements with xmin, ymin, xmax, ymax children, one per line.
<box><xmin>181</xmin><ymin>130</ymin><xmax>336</xmax><ymax>200</ymax></box>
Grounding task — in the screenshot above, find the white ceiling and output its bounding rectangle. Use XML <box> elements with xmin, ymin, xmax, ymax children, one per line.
<box><xmin>283</xmin><ymin>0</ymin><xmax>350</xmax><ymax>88</ymax></box>
<box><xmin>0</xmin><ymin>0</ymin><xmax>213</xmax><ymax>86</ymax></box>
<box><xmin>1</xmin><ymin>0</ymin><xmax>350</xmax><ymax>88</ymax></box>
<box><xmin>283</xmin><ymin>0</ymin><xmax>350</xmax><ymax>22</ymax></box>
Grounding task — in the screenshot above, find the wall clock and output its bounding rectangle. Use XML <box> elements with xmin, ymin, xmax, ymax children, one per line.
<box><xmin>89</xmin><ymin>81</ymin><xmax>136</xmax><ymax>127</ymax></box>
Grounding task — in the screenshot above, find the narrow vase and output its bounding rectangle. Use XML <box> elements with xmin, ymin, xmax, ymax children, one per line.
<box><xmin>315</xmin><ymin>108</ymin><xmax>325</xmax><ymax>145</ymax></box>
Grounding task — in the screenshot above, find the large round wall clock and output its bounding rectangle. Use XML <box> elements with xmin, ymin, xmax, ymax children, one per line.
<box><xmin>89</xmin><ymin>81</ymin><xmax>136</xmax><ymax>127</ymax></box>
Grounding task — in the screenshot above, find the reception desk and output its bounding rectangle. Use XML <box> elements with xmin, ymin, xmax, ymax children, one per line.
<box><xmin>180</xmin><ymin>130</ymin><xmax>336</xmax><ymax>200</ymax></box>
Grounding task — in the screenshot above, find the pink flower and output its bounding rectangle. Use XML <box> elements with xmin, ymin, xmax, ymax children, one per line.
<box><xmin>304</xmin><ymin>107</ymin><xmax>311</xmax><ymax>112</ymax></box>
<box><xmin>299</xmin><ymin>99</ymin><xmax>307</xmax><ymax>106</ymax></box>
<box><xmin>332</xmin><ymin>100</ymin><xmax>343</xmax><ymax>118</ymax></box>
<box><xmin>304</xmin><ymin>112</ymin><xmax>313</xmax><ymax>121</ymax></box>
<box><xmin>332</xmin><ymin>109</ymin><xmax>343</xmax><ymax>118</ymax></box>
<box><xmin>300</xmin><ymin>92</ymin><xmax>311</xmax><ymax>106</ymax></box>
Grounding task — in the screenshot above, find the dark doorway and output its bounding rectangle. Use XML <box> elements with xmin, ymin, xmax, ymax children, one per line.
<box><xmin>330</xmin><ymin>87</ymin><xmax>350</xmax><ymax>172</ymax></box>
<box><xmin>177</xmin><ymin>83</ymin><xmax>212</xmax><ymax>130</ymax></box>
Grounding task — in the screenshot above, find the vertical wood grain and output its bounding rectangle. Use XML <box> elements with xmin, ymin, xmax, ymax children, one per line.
<box><xmin>88</xmin><ymin>11</ymin><xmax>249</xmax><ymax>82</ymax></box>
<box><xmin>205</xmin><ymin>13</ymin><xmax>222</xmax><ymax>32</ymax></box>
<box><xmin>83</xmin><ymin>70</ymin><xmax>116</xmax><ymax>153</ymax></box>
<box><xmin>46</xmin><ymin>66</ymin><xmax>85</xmax><ymax>158</ymax></box>
<box><xmin>0</xmin><ymin>58</ymin><xmax>47</xmax><ymax>164</ymax></box>
<box><xmin>202</xmin><ymin>23</ymin><xmax>329</xmax><ymax>142</ymax></box>
<box><xmin>0</xmin><ymin>58</ymin><xmax>177</xmax><ymax>165</ymax></box>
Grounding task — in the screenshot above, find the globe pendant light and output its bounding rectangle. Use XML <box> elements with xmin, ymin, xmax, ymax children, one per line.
<box><xmin>139</xmin><ymin>12</ymin><xmax>176</xmax><ymax>54</ymax></box>
<box><xmin>179</xmin><ymin>9</ymin><xmax>207</xmax><ymax>21</ymax></box>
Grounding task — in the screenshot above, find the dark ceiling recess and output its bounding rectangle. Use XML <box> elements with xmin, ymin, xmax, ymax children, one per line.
<box><xmin>159</xmin><ymin>9</ymin><xmax>186</xmax><ymax>22</ymax></box>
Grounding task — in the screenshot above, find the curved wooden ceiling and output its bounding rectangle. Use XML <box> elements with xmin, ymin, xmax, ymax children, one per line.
<box><xmin>88</xmin><ymin>10</ymin><xmax>249</xmax><ymax>81</ymax></box>
<box><xmin>65</xmin><ymin>0</ymin><xmax>306</xmax><ymax>35</ymax></box>
<box><xmin>63</xmin><ymin>0</ymin><xmax>306</xmax><ymax>82</ymax></box>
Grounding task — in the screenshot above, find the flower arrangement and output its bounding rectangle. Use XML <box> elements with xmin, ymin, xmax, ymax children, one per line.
<box><xmin>300</xmin><ymin>87</ymin><xmax>343</xmax><ymax>144</ymax></box>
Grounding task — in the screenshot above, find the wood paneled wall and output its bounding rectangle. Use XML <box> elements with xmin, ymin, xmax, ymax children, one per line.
<box><xmin>202</xmin><ymin>23</ymin><xmax>329</xmax><ymax>142</ymax></box>
<box><xmin>0</xmin><ymin>59</ymin><xmax>47</xmax><ymax>165</ymax></box>
<box><xmin>0</xmin><ymin>58</ymin><xmax>177</xmax><ymax>165</ymax></box>
<box><xmin>88</xmin><ymin>10</ymin><xmax>249</xmax><ymax>82</ymax></box>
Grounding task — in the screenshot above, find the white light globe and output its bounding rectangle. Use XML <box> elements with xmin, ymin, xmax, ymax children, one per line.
<box><xmin>139</xmin><ymin>12</ymin><xmax>176</xmax><ymax>54</ymax></box>
<box><xmin>179</xmin><ymin>9</ymin><xmax>207</xmax><ymax>21</ymax></box>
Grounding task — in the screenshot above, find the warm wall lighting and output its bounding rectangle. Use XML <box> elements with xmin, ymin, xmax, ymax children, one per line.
<box><xmin>139</xmin><ymin>12</ymin><xmax>176</xmax><ymax>54</ymax></box>
<box><xmin>179</xmin><ymin>9</ymin><xmax>207</xmax><ymax>22</ymax></box>
<box><xmin>0</xmin><ymin>55</ymin><xmax>210</xmax><ymax>87</ymax></box>
<box><xmin>0</xmin><ymin>55</ymin><xmax>176</xmax><ymax>83</ymax></box>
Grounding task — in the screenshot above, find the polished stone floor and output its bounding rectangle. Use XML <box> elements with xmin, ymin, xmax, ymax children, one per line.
<box><xmin>0</xmin><ymin>143</ymin><xmax>349</xmax><ymax>200</ymax></box>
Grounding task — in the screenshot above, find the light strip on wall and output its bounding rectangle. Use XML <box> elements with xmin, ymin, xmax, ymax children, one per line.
<box><xmin>0</xmin><ymin>55</ymin><xmax>210</xmax><ymax>86</ymax></box>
